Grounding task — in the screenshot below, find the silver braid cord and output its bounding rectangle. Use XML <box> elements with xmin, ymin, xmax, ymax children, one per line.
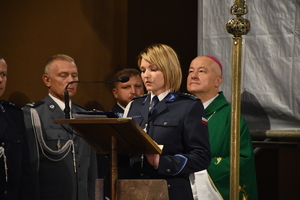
<box><xmin>0</xmin><ymin>147</ymin><xmax>8</xmax><ymax>182</ymax></box>
<box><xmin>30</xmin><ymin>108</ymin><xmax>77</xmax><ymax>172</ymax></box>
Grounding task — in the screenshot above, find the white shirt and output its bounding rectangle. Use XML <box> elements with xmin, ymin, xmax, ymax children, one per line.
<box><xmin>48</xmin><ymin>93</ymin><xmax>72</xmax><ymax>112</ymax></box>
<box><xmin>203</xmin><ymin>93</ymin><xmax>219</xmax><ymax>109</ymax></box>
<box><xmin>123</xmin><ymin>90</ymin><xmax>170</xmax><ymax>118</ymax></box>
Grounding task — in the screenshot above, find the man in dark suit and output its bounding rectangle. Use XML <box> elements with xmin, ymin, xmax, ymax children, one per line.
<box><xmin>111</xmin><ymin>68</ymin><xmax>145</xmax><ymax>116</ymax></box>
<box><xmin>0</xmin><ymin>56</ymin><xmax>33</xmax><ymax>199</ymax></box>
<box><xmin>22</xmin><ymin>54</ymin><xmax>97</xmax><ymax>200</ymax></box>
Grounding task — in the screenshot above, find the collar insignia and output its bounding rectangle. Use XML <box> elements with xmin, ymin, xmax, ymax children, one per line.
<box><xmin>0</xmin><ymin>104</ymin><xmax>5</xmax><ymax>113</ymax></box>
<box><xmin>166</xmin><ymin>93</ymin><xmax>177</xmax><ymax>102</ymax></box>
<box><xmin>143</xmin><ymin>96</ymin><xmax>149</xmax><ymax>104</ymax></box>
<box><xmin>49</xmin><ymin>104</ymin><xmax>55</xmax><ymax>110</ymax></box>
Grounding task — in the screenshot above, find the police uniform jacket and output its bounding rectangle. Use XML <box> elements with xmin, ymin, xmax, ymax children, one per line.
<box><xmin>111</xmin><ymin>103</ymin><xmax>124</xmax><ymax>114</ymax></box>
<box><xmin>126</xmin><ymin>92</ymin><xmax>211</xmax><ymax>200</ymax></box>
<box><xmin>0</xmin><ymin>100</ymin><xmax>33</xmax><ymax>199</ymax></box>
<box><xmin>22</xmin><ymin>95</ymin><xmax>97</xmax><ymax>200</ymax></box>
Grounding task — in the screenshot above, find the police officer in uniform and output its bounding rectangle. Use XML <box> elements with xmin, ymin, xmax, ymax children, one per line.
<box><xmin>22</xmin><ymin>54</ymin><xmax>97</xmax><ymax>200</ymax></box>
<box><xmin>0</xmin><ymin>56</ymin><xmax>33</xmax><ymax>199</ymax></box>
<box><xmin>123</xmin><ymin>44</ymin><xmax>211</xmax><ymax>200</ymax></box>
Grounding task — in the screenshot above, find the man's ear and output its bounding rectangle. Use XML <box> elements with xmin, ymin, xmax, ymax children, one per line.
<box><xmin>112</xmin><ymin>88</ymin><xmax>118</xmax><ymax>99</ymax></box>
<box><xmin>215</xmin><ymin>76</ymin><xmax>223</xmax><ymax>87</ymax></box>
<box><xmin>42</xmin><ymin>74</ymin><xmax>51</xmax><ymax>87</ymax></box>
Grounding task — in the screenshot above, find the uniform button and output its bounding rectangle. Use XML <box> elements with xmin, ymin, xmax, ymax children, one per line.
<box><xmin>164</xmin><ymin>122</ymin><xmax>167</xmax><ymax>125</ymax></box>
<box><xmin>167</xmin><ymin>184</ymin><xmax>170</xmax><ymax>188</ymax></box>
<box><xmin>4</xmin><ymin>190</ymin><xmax>7</xmax><ymax>194</ymax></box>
<box><xmin>78</xmin><ymin>164</ymin><xmax>81</xmax><ymax>168</ymax></box>
<box><xmin>79</xmin><ymin>178</ymin><xmax>81</xmax><ymax>181</ymax></box>
<box><xmin>166</xmin><ymin>169</ymin><xmax>171</xmax><ymax>173</ymax></box>
<box><xmin>17</xmin><ymin>140</ymin><xmax>21</xmax><ymax>143</ymax></box>
<box><xmin>1</xmin><ymin>142</ymin><xmax>5</xmax><ymax>146</ymax></box>
<box><xmin>140</xmin><ymin>173</ymin><xmax>144</xmax><ymax>177</ymax></box>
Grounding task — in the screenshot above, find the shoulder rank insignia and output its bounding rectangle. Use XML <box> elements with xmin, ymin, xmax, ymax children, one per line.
<box><xmin>0</xmin><ymin>100</ymin><xmax>20</xmax><ymax>111</ymax></box>
<box><xmin>26</xmin><ymin>100</ymin><xmax>44</xmax><ymax>108</ymax></box>
<box><xmin>181</xmin><ymin>93</ymin><xmax>199</xmax><ymax>100</ymax></box>
<box><xmin>131</xmin><ymin>94</ymin><xmax>148</xmax><ymax>104</ymax></box>
<box><xmin>133</xmin><ymin>94</ymin><xmax>148</xmax><ymax>101</ymax></box>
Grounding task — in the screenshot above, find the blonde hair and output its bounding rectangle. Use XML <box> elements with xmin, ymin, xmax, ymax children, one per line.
<box><xmin>137</xmin><ymin>44</ymin><xmax>182</xmax><ymax>92</ymax></box>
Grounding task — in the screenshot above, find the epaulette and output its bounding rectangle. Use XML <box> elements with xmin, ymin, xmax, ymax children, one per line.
<box><xmin>25</xmin><ymin>100</ymin><xmax>45</xmax><ymax>108</ymax></box>
<box><xmin>180</xmin><ymin>93</ymin><xmax>199</xmax><ymax>100</ymax></box>
<box><xmin>0</xmin><ymin>100</ymin><xmax>21</xmax><ymax>110</ymax></box>
<box><xmin>132</xmin><ymin>94</ymin><xmax>148</xmax><ymax>101</ymax></box>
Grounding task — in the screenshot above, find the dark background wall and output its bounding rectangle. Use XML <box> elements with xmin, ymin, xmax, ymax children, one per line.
<box><xmin>127</xmin><ymin>1</ymin><xmax>198</xmax><ymax>93</ymax></box>
<box><xmin>0</xmin><ymin>0</ymin><xmax>131</xmax><ymax>110</ymax></box>
<box><xmin>0</xmin><ymin>0</ymin><xmax>197</xmax><ymax>110</ymax></box>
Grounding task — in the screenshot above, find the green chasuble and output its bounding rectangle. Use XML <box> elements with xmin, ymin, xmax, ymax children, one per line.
<box><xmin>206</xmin><ymin>92</ymin><xmax>258</xmax><ymax>200</ymax></box>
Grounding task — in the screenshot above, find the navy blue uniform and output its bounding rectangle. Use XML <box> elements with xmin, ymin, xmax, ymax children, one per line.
<box><xmin>0</xmin><ymin>100</ymin><xmax>33</xmax><ymax>199</ymax></box>
<box><xmin>126</xmin><ymin>92</ymin><xmax>211</xmax><ymax>200</ymax></box>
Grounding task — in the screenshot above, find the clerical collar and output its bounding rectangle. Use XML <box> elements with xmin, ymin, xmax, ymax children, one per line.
<box><xmin>151</xmin><ymin>90</ymin><xmax>170</xmax><ymax>102</ymax></box>
<box><xmin>203</xmin><ymin>93</ymin><xmax>219</xmax><ymax>109</ymax></box>
<box><xmin>48</xmin><ymin>93</ymin><xmax>72</xmax><ymax>111</ymax></box>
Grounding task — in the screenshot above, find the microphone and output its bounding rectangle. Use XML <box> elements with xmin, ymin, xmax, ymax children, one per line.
<box><xmin>64</xmin><ymin>75</ymin><xmax>130</xmax><ymax>119</ymax></box>
<box><xmin>117</xmin><ymin>75</ymin><xmax>130</xmax><ymax>83</ymax></box>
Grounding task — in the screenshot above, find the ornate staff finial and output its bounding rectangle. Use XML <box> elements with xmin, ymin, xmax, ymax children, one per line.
<box><xmin>226</xmin><ymin>0</ymin><xmax>250</xmax><ymax>37</ymax></box>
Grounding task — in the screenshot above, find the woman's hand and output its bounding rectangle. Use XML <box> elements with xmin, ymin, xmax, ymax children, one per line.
<box><xmin>145</xmin><ymin>154</ymin><xmax>160</xmax><ymax>169</ymax></box>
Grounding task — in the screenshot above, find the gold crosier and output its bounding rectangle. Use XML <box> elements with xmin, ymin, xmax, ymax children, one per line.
<box><xmin>226</xmin><ymin>0</ymin><xmax>250</xmax><ymax>200</ymax></box>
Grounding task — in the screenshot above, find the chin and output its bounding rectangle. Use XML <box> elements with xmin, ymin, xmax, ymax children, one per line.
<box><xmin>187</xmin><ymin>87</ymin><xmax>195</xmax><ymax>92</ymax></box>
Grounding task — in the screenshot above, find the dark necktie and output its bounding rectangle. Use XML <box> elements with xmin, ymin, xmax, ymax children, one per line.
<box><xmin>149</xmin><ymin>96</ymin><xmax>159</xmax><ymax>116</ymax></box>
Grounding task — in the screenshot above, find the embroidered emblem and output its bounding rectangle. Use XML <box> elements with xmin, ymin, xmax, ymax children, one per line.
<box><xmin>214</xmin><ymin>157</ymin><xmax>222</xmax><ymax>165</ymax></box>
<box><xmin>239</xmin><ymin>185</ymin><xmax>249</xmax><ymax>200</ymax></box>
<box><xmin>166</xmin><ymin>94</ymin><xmax>177</xmax><ymax>101</ymax></box>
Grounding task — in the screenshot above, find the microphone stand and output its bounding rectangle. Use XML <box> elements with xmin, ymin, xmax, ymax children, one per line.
<box><xmin>64</xmin><ymin>76</ymin><xmax>130</xmax><ymax>119</ymax></box>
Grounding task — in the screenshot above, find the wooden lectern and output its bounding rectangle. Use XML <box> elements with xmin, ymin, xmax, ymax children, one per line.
<box><xmin>54</xmin><ymin>118</ymin><xmax>168</xmax><ymax>200</ymax></box>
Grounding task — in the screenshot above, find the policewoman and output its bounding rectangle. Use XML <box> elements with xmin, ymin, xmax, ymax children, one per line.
<box><xmin>123</xmin><ymin>44</ymin><xmax>211</xmax><ymax>200</ymax></box>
